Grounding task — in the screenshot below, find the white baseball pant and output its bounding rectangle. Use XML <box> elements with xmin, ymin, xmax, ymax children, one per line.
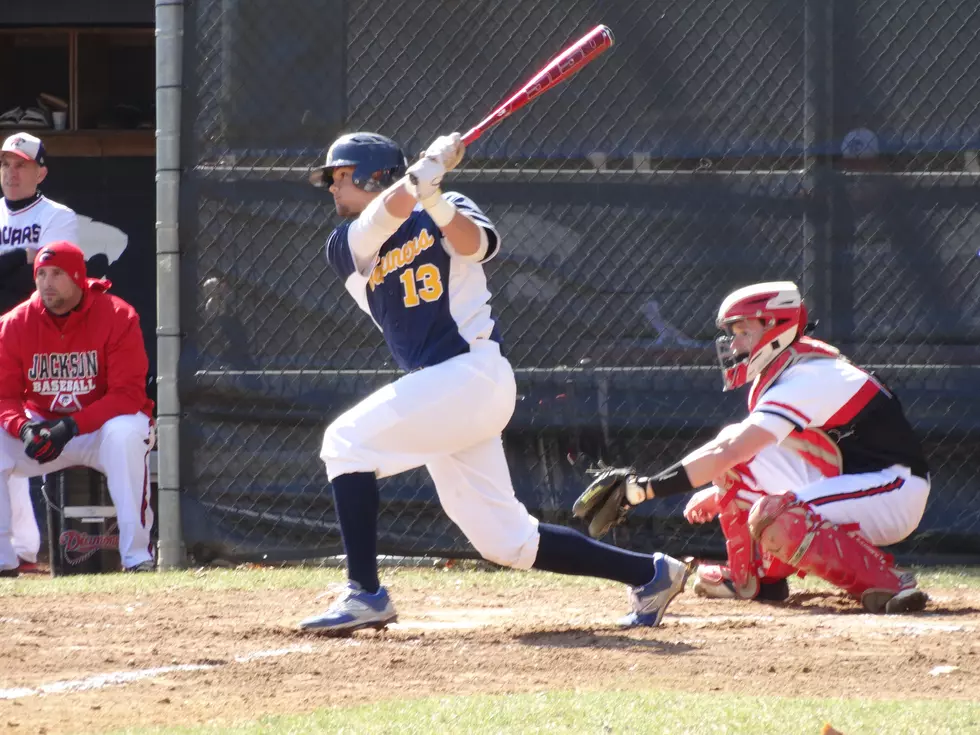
<box><xmin>0</xmin><ymin>413</ymin><xmax>154</xmax><ymax>571</ymax></box>
<box><xmin>9</xmin><ymin>476</ymin><xmax>40</xmax><ymax>563</ymax></box>
<box><xmin>737</xmin><ymin>436</ymin><xmax>928</xmax><ymax>547</ymax></box>
<box><xmin>320</xmin><ymin>340</ymin><xmax>540</xmax><ymax>569</ymax></box>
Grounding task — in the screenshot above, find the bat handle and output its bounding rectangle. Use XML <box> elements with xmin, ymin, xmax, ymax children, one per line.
<box><xmin>461</xmin><ymin>127</ymin><xmax>482</xmax><ymax>147</ymax></box>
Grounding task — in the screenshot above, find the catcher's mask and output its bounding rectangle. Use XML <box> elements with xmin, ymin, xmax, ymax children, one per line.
<box><xmin>715</xmin><ymin>281</ymin><xmax>807</xmax><ymax>391</ymax></box>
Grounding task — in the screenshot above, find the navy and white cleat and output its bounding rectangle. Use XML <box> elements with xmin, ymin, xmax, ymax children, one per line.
<box><xmin>619</xmin><ymin>553</ymin><xmax>693</xmax><ymax>628</ymax></box>
<box><xmin>299</xmin><ymin>582</ymin><xmax>398</xmax><ymax>635</ymax></box>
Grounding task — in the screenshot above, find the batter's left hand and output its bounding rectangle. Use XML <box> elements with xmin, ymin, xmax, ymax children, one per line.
<box><xmin>406</xmin><ymin>157</ymin><xmax>445</xmax><ymax>201</ymax></box>
<box><xmin>424</xmin><ymin>132</ymin><xmax>465</xmax><ymax>172</ymax></box>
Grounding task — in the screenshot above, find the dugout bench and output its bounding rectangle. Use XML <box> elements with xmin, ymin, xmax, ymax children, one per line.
<box><xmin>42</xmin><ymin>452</ymin><xmax>158</xmax><ymax>576</ymax></box>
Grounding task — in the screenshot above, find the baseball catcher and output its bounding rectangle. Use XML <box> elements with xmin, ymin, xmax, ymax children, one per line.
<box><xmin>574</xmin><ymin>281</ymin><xmax>930</xmax><ymax>614</ymax></box>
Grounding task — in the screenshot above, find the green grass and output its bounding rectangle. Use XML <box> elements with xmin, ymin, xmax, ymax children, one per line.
<box><xmin>107</xmin><ymin>688</ymin><xmax>980</xmax><ymax>735</ymax></box>
<box><xmin>3</xmin><ymin>564</ymin><xmax>980</xmax><ymax>598</ymax></box>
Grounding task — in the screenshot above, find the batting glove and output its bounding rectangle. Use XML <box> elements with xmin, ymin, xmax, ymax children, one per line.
<box><xmin>23</xmin><ymin>417</ymin><xmax>78</xmax><ymax>464</ymax></box>
<box><xmin>406</xmin><ymin>157</ymin><xmax>445</xmax><ymax>201</ymax></box>
<box><xmin>423</xmin><ymin>132</ymin><xmax>465</xmax><ymax>172</ymax></box>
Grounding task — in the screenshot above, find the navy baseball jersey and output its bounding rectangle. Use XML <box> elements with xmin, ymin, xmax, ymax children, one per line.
<box><xmin>325</xmin><ymin>192</ymin><xmax>501</xmax><ymax>371</ymax></box>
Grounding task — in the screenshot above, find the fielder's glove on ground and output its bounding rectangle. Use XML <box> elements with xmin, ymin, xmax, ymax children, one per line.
<box><xmin>572</xmin><ymin>463</ymin><xmax>644</xmax><ymax>539</ymax></box>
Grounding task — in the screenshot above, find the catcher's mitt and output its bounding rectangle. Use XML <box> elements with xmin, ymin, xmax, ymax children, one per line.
<box><xmin>572</xmin><ymin>462</ymin><xmax>637</xmax><ymax>539</ymax></box>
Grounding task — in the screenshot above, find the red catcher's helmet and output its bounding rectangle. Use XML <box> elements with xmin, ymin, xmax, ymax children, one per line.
<box><xmin>715</xmin><ymin>281</ymin><xmax>808</xmax><ymax>391</ymax></box>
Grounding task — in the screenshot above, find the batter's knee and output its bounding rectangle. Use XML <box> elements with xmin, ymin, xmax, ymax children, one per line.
<box><xmin>320</xmin><ymin>420</ymin><xmax>342</xmax><ymax>459</ymax></box>
<box><xmin>467</xmin><ymin>520</ymin><xmax>540</xmax><ymax>571</ymax></box>
<box><xmin>320</xmin><ymin>420</ymin><xmax>375</xmax><ymax>481</ymax></box>
<box><xmin>320</xmin><ymin>419</ymin><xmax>353</xmax><ymax>462</ymax></box>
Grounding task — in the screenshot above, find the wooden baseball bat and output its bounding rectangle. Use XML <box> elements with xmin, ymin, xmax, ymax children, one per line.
<box><xmin>461</xmin><ymin>24</ymin><xmax>615</xmax><ymax>146</ymax></box>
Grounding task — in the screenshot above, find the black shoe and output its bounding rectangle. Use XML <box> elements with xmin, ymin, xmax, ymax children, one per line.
<box><xmin>757</xmin><ymin>578</ymin><xmax>790</xmax><ymax>602</ymax></box>
<box><xmin>123</xmin><ymin>560</ymin><xmax>156</xmax><ymax>573</ymax></box>
<box><xmin>0</xmin><ymin>568</ymin><xmax>19</xmax><ymax>578</ymax></box>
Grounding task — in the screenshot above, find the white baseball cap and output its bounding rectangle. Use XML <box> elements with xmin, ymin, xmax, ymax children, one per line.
<box><xmin>1</xmin><ymin>132</ymin><xmax>47</xmax><ymax>167</ymax></box>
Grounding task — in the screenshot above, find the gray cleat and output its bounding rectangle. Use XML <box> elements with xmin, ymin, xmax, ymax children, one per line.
<box><xmin>619</xmin><ymin>554</ymin><xmax>693</xmax><ymax>628</ymax></box>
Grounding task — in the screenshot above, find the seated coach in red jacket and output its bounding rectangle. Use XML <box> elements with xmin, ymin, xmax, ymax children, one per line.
<box><xmin>0</xmin><ymin>241</ymin><xmax>155</xmax><ymax>575</ymax></box>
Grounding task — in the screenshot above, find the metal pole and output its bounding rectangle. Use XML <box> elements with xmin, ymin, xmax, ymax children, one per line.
<box><xmin>802</xmin><ymin>0</ymin><xmax>833</xmax><ymax>335</ymax></box>
<box><xmin>155</xmin><ymin>0</ymin><xmax>185</xmax><ymax>569</ymax></box>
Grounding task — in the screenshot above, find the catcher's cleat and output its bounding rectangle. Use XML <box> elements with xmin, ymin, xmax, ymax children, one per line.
<box><xmin>619</xmin><ymin>553</ymin><xmax>693</xmax><ymax>628</ymax></box>
<box><xmin>299</xmin><ymin>582</ymin><xmax>398</xmax><ymax>635</ymax></box>
<box><xmin>862</xmin><ymin>586</ymin><xmax>929</xmax><ymax>615</ymax></box>
<box><xmin>692</xmin><ymin>564</ymin><xmax>790</xmax><ymax>602</ymax></box>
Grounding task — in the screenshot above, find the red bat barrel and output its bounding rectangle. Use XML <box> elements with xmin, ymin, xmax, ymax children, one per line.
<box><xmin>461</xmin><ymin>24</ymin><xmax>615</xmax><ymax>146</ymax></box>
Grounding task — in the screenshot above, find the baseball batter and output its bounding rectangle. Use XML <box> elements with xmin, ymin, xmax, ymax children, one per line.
<box><xmin>298</xmin><ymin>131</ymin><xmax>691</xmax><ymax>634</ymax></box>
<box><xmin>1</xmin><ymin>132</ymin><xmax>79</xmax><ymax>571</ymax></box>
<box><xmin>576</xmin><ymin>281</ymin><xmax>930</xmax><ymax>614</ymax></box>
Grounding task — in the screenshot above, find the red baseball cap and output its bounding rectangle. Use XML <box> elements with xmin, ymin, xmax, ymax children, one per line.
<box><xmin>34</xmin><ymin>241</ymin><xmax>87</xmax><ymax>290</ymax></box>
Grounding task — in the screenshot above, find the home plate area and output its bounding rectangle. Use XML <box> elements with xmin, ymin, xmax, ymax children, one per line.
<box><xmin>1</xmin><ymin>579</ymin><xmax>978</xmax><ymax>733</ymax></box>
<box><xmin>391</xmin><ymin>607</ymin><xmax>516</xmax><ymax>630</ymax></box>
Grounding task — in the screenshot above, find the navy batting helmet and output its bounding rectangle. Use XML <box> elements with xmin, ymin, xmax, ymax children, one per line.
<box><xmin>309</xmin><ymin>132</ymin><xmax>407</xmax><ymax>192</ymax></box>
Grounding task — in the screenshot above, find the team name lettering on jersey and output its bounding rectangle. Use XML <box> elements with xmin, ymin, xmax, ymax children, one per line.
<box><xmin>368</xmin><ymin>228</ymin><xmax>435</xmax><ymax>292</ymax></box>
<box><xmin>28</xmin><ymin>351</ymin><xmax>100</xmax><ymax>411</ymax></box>
<box><xmin>0</xmin><ymin>224</ymin><xmax>42</xmax><ymax>246</ymax></box>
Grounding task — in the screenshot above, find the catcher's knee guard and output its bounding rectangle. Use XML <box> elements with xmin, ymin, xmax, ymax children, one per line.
<box><xmin>713</xmin><ymin>488</ymin><xmax>760</xmax><ymax>599</ymax></box>
<box><xmin>694</xmin><ymin>466</ymin><xmax>780</xmax><ymax>600</ymax></box>
<box><xmin>747</xmin><ymin>493</ymin><xmax>917</xmax><ymax>610</ymax></box>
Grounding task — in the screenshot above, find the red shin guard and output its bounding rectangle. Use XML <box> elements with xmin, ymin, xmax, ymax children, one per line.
<box><xmin>747</xmin><ymin>493</ymin><xmax>916</xmax><ymax>607</ymax></box>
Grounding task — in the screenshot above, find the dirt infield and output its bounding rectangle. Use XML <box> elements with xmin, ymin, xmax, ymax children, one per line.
<box><xmin>2</xmin><ymin>570</ymin><xmax>978</xmax><ymax>734</ymax></box>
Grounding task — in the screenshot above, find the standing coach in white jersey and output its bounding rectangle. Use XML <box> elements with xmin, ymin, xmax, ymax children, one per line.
<box><xmin>0</xmin><ymin>132</ymin><xmax>79</xmax><ymax>571</ymax></box>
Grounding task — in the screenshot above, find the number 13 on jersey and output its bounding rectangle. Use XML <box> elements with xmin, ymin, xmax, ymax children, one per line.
<box><xmin>399</xmin><ymin>264</ymin><xmax>444</xmax><ymax>307</ymax></box>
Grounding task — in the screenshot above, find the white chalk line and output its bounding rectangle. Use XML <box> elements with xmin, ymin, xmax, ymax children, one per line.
<box><xmin>0</xmin><ymin>644</ymin><xmax>314</xmax><ymax>701</ymax></box>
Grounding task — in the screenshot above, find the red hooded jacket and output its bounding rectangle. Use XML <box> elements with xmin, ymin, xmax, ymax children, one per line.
<box><xmin>0</xmin><ymin>278</ymin><xmax>154</xmax><ymax>438</ymax></box>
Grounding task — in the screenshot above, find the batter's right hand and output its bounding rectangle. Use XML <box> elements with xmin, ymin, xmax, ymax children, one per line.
<box><xmin>424</xmin><ymin>132</ymin><xmax>465</xmax><ymax>172</ymax></box>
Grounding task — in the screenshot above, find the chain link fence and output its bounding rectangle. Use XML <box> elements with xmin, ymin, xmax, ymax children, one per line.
<box><xmin>177</xmin><ymin>0</ymin><xmax>980</xmax><ymax>564</ymax></box>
